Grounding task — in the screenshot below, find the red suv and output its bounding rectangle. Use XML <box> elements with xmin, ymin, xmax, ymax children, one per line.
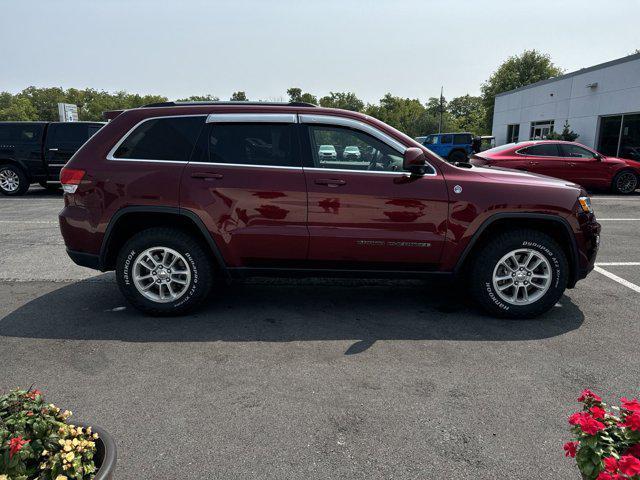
<box><xmin>470</xmin><ymin>140</ymin><xmax>640</xmax><ymax>194</ymax></box>
<box><xmin>59</xmin><ymin>102</ymin><xmax>600</xmax><ymax>318</ymax></box>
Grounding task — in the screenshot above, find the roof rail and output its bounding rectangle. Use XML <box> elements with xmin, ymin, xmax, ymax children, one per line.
<box><xmin>141</xmin><ymin>101</ymin><xmax>318</xmax><ymax>108</ymax></box>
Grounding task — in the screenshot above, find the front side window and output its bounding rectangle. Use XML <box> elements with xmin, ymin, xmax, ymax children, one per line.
<box><xmin>424</xmin><ymin>135</ymin><xmax>438</xmax><ymax>145</ymax></box>
<box><xmin>52</xmin><ymin>123</ymin><xmax>92</xmax><ymax>144</ymax></box>
<box><xmin>0</xmin><ymin>125</ymin><xmax>17</xmax><ymax>143</ymax></box>
<box><xmin>560</xmin><ymin>144</ymin><xmax>596</xmax><ymax>158</ymax></box>
<box><xmin>519</xmin><ymin>143</ymin><xmax>561</xmax><ymax>157</ymax></box>
<box><xmin>114</xmin><ymin>116</ymin><xmax>204</xmax><ymax>161</ymax></box>
<box><xmin>308</xmin><ymin>125</ymin><xmax>403</xmax><ymax>172</ymax></box>
<box><xmin>205</xmin><ymin>123</ymin><xmax>298</xmax><ymax>167</ymax></box>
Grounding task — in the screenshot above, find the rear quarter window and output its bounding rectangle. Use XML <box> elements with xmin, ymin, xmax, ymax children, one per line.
<box><xmin>113</xmin><ymin>116</ymin><xmax>205</xmax><ymax>161</ymax></box>
<box><xmin>453</xmin><ymin>134</ymin><xmax>472</xmax><ymax>145</ymax></box>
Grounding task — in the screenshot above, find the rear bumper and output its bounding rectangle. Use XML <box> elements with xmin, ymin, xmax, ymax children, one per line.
<box><xmin>66</xmin><ymin>248</ymin><xmax>101</xmax><ymax>270</ymax></box>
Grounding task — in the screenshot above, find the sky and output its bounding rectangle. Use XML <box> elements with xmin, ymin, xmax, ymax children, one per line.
<box><xmin>1</xmin><ymin>0</ymin><xmax>639</xmax><ymax>104</ymax></box>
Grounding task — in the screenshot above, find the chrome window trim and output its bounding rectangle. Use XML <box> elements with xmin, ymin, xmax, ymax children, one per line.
<box><xmin>299</xmin><ymin>114</ymin><xmax>437</xmax><ymax>176</ymax></box>
<box><xmin>188</xmin><ymin>161</ymin><xmax>303</xmax><ymax>171</ymax></box>
<box><xmin>515</xmin><ymin>144</ymin><xmax>562</xmax><ymax>157</ymax></box>
<box><xmin>303</xmin><ymin>167</ymin><xmax>435</xmax><ymax>176</ymax></box>
<box><xmin>206</xmin><ymin>113</ymin><xmax>297</xmax><ymax>124</ymax></box>
<box><xmin>106</xmin><ymin>114</ymin><xmax>207</xmax><ymax>162</ymax></box>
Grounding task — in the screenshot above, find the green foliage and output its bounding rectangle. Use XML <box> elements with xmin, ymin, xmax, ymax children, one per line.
<box><xmin>175</xmin><ymin>95</ymin><xmax>219</xmax><ymax>102</ymax></box>
<box><xmin>230</xmin><ymin>91</ymin><xmax>248</xmax><ymax>101</ymax></box>
<box><xmin>481</xmin><ymin>50</ymin><xmax>563</xmax><ymax>131</ymax></box>
<box><xmin>546</xmin><ymin>120</ymin><xmax>579</xmax><ymax>141</ymax></box>
<box><xmin>448</xmin><ymin>95</ymin><xmax>488</xmax><ymax>135</ymax></box>
<box><xmin>318</xmin><ymin>92</ymin><xmax>364</xmax><ymax>111</ymax></box>
<box><xmin>286</xmin><ymin>87</ymin><xmax>317</xmax><ymax>105</ymax></box>
<box><xmin>0</xmin><ymin>388</ymin><xmax>100</xmax><ymax>479</ymax></box>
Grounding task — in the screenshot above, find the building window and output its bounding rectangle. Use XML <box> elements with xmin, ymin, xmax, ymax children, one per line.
<box><xmin>597</xmin><ymin>113</ymin><xmax>640</xmax><ymax>162</ymax></box>
<box><xmin>506</xmin><ymin>124</ymin><xmax>519</xmax><ymax>143</ymax></box>
<box><xmin>530</xmin><ymin>120</ymin><xmax>554</xmax><ymax>140</ymax></box>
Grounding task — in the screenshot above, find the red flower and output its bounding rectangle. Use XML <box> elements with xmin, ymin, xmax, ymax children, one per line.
<box><xmin>591</xmin><ymin>406</ymin><xmax>607</xmax><ymax>419</ymax></box>
<box><xmin>618</xmin><ymin>455</ymin><xmax>640</xmax><ymax>476</ymax></box>
<box><xmin>622</xmin><ymin>412</ymin><xmax>640</xmax><ymax>431</ymax></box>
<box><xmin>563</xmin><ymin>441</ymin><xmax>578</xmax><ymax>458</ymax></box>
<box><xmin>24</xmin><ymin>389</ymin><xmax>42</xmax><ymax>400</ymax></box>
<box><xmin>579</xmin><ymin>389</ymin><xmax>602</xmax><ymax>403</ymax></box>
<box><xmin>569</xmin><ymin>412</ymin><xmax>589</xmax><ymax>425</ymax></box>
<box><xmin>603</xmin><ymin>456</ymin><xmax>619</xmax><ymax>472</ymax></box>
<box><xmin>621</xmin><ymin>397</ymin><xmax>640</xmax><ymax>413</ymax></box>
<box><xmin>8</xmin><ymin>435</ymin><xmax>29</xmax><ymax>459</ymax></box>
<box><xmin>26</xmin><ymin>411</ymin><xmax>33</xmax><ymax>416</ymax></box>
<box><xmin>625</xmin><ymin>443</ymin><xmax>640</xmax><ymax>458</ymax></box>
<box><xmin>596</xmin><ymin>473</ymin><xmax>623</xmax><ymax>480</ymax></box>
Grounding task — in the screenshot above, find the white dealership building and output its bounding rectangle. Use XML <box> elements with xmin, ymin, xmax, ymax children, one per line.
<box><xmin>491</xmin><ymin>53</ymin><xmax>640</xmax><ymax>162</ymax></box>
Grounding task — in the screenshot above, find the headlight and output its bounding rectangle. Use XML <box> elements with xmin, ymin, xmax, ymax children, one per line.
<box><xmin>578</xmin><ymin>196</ymin><xmax>593</xmax><ymax>214</ymax></box>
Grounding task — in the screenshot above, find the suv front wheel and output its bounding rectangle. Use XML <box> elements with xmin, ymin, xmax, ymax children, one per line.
<box><xmin>470</xmin><ymin>229</ymin><xmax>568</xmax><ymax>318</ymax></box>
<box><xmin>116</xmin><ymin>228</ymin><xmax>213</xmax><ymax>315</ymax></box>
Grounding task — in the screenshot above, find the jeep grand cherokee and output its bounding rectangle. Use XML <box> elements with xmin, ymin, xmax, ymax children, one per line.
<box><xmin>58</xmin><ymin>101</ymin><xmax>601</xmax><ymax>318</ymax></box>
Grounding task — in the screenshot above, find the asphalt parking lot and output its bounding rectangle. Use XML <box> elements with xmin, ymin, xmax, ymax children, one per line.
<box><xmin>1</xmin><ymin>187</ymin><xmax>639</xmax><ymax>479</ymax></box>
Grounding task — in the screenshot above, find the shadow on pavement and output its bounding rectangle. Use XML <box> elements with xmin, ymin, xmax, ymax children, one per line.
<box><xmin>0</xmin><ymin>275</ymin><xmax>584</xmax><ymax>353</ymax></box>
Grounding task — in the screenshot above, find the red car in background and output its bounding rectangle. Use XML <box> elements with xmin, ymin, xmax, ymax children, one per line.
<box><xmin>470</xmin><ymin>141</ymin><xmax>640</xmax><ymax>194</ymax></box>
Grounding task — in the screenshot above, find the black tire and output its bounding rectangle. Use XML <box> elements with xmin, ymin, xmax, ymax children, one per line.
<box><xmin>38</xmin><ymin>181</ymin><xmax>62</xmax><ymax>191</ymax></box>
<box><xmin>469</xmin><ymin>229</ymin><xmax>568</xmax><ymax>319</ymax></box>
<box><xmin>448</xmin><ymin>150</ymin><xmax>468</xmax><ymax>163</ymax></box>
<box><xmin>116</xmin><ymin>227</ymin><xmax>213</xmax><ymax>316</ymax></box>
<box><xmin>612</xmin><ymin>170</ymin><xmax>638</xmax><ymax>194</ymax></box>
<box><xmin>0</xmin><ymin>164</ymin><xmax>30</xmax><ymax>196</ymax></box>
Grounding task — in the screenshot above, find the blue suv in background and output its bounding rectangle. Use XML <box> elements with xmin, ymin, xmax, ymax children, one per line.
<box><xmin>416</xmin><ymin>132</ymin><xmax>474</xmax><ymax>163</ymax></box>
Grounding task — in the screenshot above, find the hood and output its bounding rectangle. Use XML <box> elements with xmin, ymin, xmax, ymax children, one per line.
<box><xmin>469</xmin><ymin>164</ymin><xmax>582</xmax><ymax>189</ymax></box>
<box><xmin>604</xmin><ymin>156</ymin><xmax>640</xmax><ymax>171</ymax></box>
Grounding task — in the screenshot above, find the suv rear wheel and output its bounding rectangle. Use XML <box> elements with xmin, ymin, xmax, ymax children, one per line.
<box><xmin>470</xmin><ymin>229</ymin><xmax>568</xmax><ymax>318</ymax></box>
<box><xmin>116</xmin><ymin>228</ymin><xmax>213</xmax><ymax>315</ymax></box>
<box><xmin>0</xmin><ymin>164</ymin><xmax>29</xmax><ymax>196</ymax></box>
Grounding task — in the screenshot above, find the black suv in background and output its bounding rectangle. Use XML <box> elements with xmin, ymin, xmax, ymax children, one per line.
<box><xmin>0</xmin><ymin>121</ymin><xmax>103</xmax><ymax>195</ymax></box>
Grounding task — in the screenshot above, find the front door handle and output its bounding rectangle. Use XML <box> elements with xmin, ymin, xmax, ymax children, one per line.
<box><xmin>314</xmin><ymin>178</ymin><xmax>346</xmax><ymax>187</ymax></box>
<box><xmin>529</xmin><ymin>161</ymin><xmax>539</xmax><ymax>166</ymax></box>
<box><xmin>567</xmin><ymin>162</ymin><xmax>576</xmax><ymax>167</ymax></box>
<box><xmin>48</xmin><ymin>148</ymin><xmax>59</xmax><ymax>152</ymax></box>
<box><xmin>191</xmin><ymin>172</ymin><xmax>223</xmax><ymax>180</ymax></box>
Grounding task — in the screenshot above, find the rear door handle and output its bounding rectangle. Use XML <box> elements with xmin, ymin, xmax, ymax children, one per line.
<box><xmin>314</xmin><ymin>178</ymin><xmax>346</xmax><ymax>187</ymax></box>
<box><xmin>48</xmin><ymin>148</ymin><xmax>59</xmax><ymax>152</ymax></box>
<box><xmin>191</xmin><ymin>172</ymin><xmax>223</xmax><ymax>180</ymax></box>
<box><xmin>567</xmin><ymin>162</ymin><xmax>576</xmax><ymax>167</ymax></box>
<box><xmin>529</xmin><ymin>161</ymin><xmax>539</xmax><ymax>166</ymax></box>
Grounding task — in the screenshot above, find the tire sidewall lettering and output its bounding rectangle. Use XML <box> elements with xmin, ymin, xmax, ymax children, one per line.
<box><xmin>521</xmin><ymin>241</ymin><xmax>561</xmax><ymax>288</ymax></box>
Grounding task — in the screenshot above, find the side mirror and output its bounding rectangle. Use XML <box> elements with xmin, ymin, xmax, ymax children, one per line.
<box><xmin>594</xmin><ymin>153</ymin><xmax>603</xmax><ymax>161</ymax></box>
<box><xmin>403</xmin><ymin>147</ymin><xmax>427</xmax><ymax>175</ymax></box>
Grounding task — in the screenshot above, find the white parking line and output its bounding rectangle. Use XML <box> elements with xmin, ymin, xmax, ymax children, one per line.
<box><xmin>596</xmin><ymin>262</ymin><xmax>640</xmax><ymax>266</ymax></box>
<box><xmin>598</xmin><ymin>218</ymin><xmax>640</xmax><ymax>221</ymax></box>
<box><xmin>594</xmin><ymin>266</ymin><xmax>640</xmax><ymax>294</ymax></box>
<box><xmin>0</xmin><ymin>220</ymin><xmax>58</xmax><ymax>224</ymax></box>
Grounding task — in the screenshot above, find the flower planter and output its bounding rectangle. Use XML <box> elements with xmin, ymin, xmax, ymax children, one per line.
<box><xmin>79</xmin><ymin>423</ymin><xmax>117</xmax><ymax>480</ymax></box>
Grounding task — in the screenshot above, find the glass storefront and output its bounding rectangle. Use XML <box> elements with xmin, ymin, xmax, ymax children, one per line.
<box><xmin>598</xmin><ymin>113</ymin><xmax>640</xmax><ymax>161</ymax></box>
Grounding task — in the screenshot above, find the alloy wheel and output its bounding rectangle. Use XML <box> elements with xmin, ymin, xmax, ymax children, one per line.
<box><xmin>617</xmin><ymin>172</ymin><xmax>638</xmax><ymax>194</ymax></box>
<box><xmin>132</xmin><ymin>247</ymin><xmax>192</xmax><ymax>303</ymax></box>
<box><xmin>492</xmin><ymin>248</ymin><xmax>552</xmax><ymax>305</ymax></box>
<box><xmin>0</xmin><ymin>168</ymin><xmax>20</xmax><ymax>192</ymax></box>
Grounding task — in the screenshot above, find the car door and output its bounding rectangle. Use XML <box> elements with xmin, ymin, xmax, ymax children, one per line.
<box><xmin>516</xmin><ymin>143</ymin><xmax>567</xmax><ymax>179</ymax></box>
<box><xmin>299</xmin><ymin>114</ymin><xmax>448</xmax><ymax>268</ymax></box>
<box><xmin>44</xmin><ymin>123</ymin><xmax>99</xmax><ymax>181</ymax></box>
<box><xmin>180</xmin><ymin>113</ymin><xmax>308</xmax><ymax>267</ymax></box>
<box><xmin>558</xmin><ymin>143</ymin><xmax>608</xmax><ymax>189</ymax></box>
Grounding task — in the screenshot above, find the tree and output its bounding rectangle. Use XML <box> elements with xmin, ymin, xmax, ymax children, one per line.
<box><xmin>230</xmin><ymin>91</ymin><xmax>248</xmax><ymax>101</ymax></box>
<box><xmin>546</xmin><ymin>120</ymin><xmax>579</xmax><ymax>141</ymax></box>
<box><xmin>363</xmin><ymin>94</ymin><xmax>439</xmax><ymax>138</ymax></box>
<box><xmin>481</xmin><ymin>50</ymin><xmax>563</xmax><ymax>131</ymax></box>
<box><xmin>286</xmin><ymin>87</ymin><xmax>317</xmax><ymax>105</ymax></box>
<box><xmin>0</xmin><ymin>95</ymin><xmax>38</xmax><ymax>121</ymax></box>
<box><xmin>448</xmin><ymin>95</ymin><xmax>487</xmax><ymax>134</ymax></box>
<box><xmin>318</xmin><ymin>92</ymin><xmax>364</xmax><ymax>111</ymax></box>
<box><xmin>175</xmin><ymin>94</ymin><xmax>219</xmax><ymax>102</ymax></box>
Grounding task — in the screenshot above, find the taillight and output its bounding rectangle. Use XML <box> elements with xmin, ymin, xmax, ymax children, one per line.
<box><xmin>60</xmin><ymin>168</ymin><xmax>85</xmax><ymax>193</ymax></box>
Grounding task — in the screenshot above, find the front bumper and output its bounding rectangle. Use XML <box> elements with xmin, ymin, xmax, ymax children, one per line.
<box><xmin>574</xmin><ymin>213</ymin><xmax>601</xmax><ymax>283</ymax></box>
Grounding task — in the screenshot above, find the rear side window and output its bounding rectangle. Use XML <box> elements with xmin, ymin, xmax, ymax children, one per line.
<box><xmin>114</xmin><ymin>116</ymin><xmax>204</xmax><ymax>161</ymax></box>
<box><xmin>519</xmin><ymin>143</ymin><xmax>560</xmax><ymax>157</ymax></box>
<box><xmin>440</xmin><ymin>134</ymin><xmax>453</xmax><ymax>144</ymax></box>
<box><xmin>453</xmin><ymin>134</ymin><xmax>471</xmax><ymax>145</ymax></box>
<box><xmin>51</xmin><ymin>123</ymin><xmax>92</xmax><ymax>144</ymax></box>
<box><xmin>17</xmin><ymin>124</ymin><xmax>43</xmax><ymax>143</ymax></box>
<box><xmin>204</xmin><ymin>123</ymin><xmax>298</xmax><ymax>167</ymax></box>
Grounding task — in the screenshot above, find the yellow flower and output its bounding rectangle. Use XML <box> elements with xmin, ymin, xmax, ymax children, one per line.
<box><xmin>62</xmin><ymin>463</ymin><xmax>70</xmax><ymax>470</ymax></box>
<box><xmin>55</xmin><ymin>476</ymin><xmax>68</xmax><ymax>480</ymax></box>
<box><xmin>0</xmin><ymin>475</ymin><xmax>9</xmax><ymax>480</ymax></box>
<box><xmin>72</xmin><ymin>438</ymin><xmax>79</xmax><ymax>446</ymax></box>
<box><xmin>58</xmin><ymin>439</ymin><xmax>66</xmax><ymax>446</ymax></box>
<box><xmin>63</xmin><ymin>443</ymin><xmax>72</xmax><ymax>452</ymax></box>
<box><xmin>92</xmin><ymin>433</ymin><xmax>99</xmax><ymax>439</ymax></box>
<box><xmin>65</xmin><ymin>452</ymin><xmax>75</xmax><ymax>462</ymax></box>
<box><xmin>76</xmin><ymin>427</ymin><xmax>83</xmax><ymax>435</ymax></box>
<box><xmin>42</xmin><ymin>449</ymin><xmax>49</xmax><ymax>456</ymax></box>
<box><xmin>86</xmin><ymin>426</ymin><xmax>92</xmax><ymax>434</ymax></box>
